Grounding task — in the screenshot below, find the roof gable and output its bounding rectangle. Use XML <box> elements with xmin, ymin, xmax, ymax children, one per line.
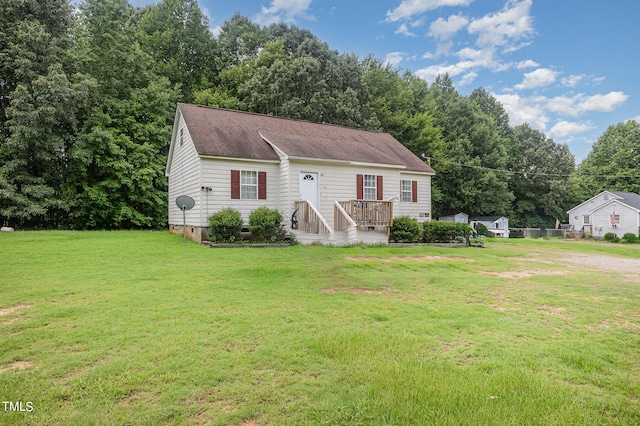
<box><xmin>609</xmin><ymin>191</ymin><xmax>640</xmax><ymax>211</ymax></box>
<box><xmin>568</xmin><ymin>190</ymin><xmax>640</xmax><ymax>214</ymax></box>
<box><xmin>177</xmin><ymin>103</ymin><xmax>435</xmax><ymax>173</ymax></box>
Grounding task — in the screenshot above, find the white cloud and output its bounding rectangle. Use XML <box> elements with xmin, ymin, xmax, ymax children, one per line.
<box><xmin>578</xmin><ymin>91</ymin><xmax>628</xmax><ymax>113</ymax></box>
<box><xmin>436</xmin><ymin>40</ymin><xmax>455</xmax><ymax>56</ymax></box>
<box><xmin>468</xmin><ymin>0</ymin><xmax>533</xmax><ymax>49</ymax></box>
<box><xmin>516</xmin><ymin>59</ymin><xmax>538</xmax><ymax>69</ymax></box>
<box><xmin>429</xmin><ymin>14</ymin><xmax>469</xmax><ymax>39</ymax></box>
<box><xmin>493</xmin><ymin>93</ymin><xmax>549</xmax><ymax>130</ymax></box>
<box><xmin>458</xmin><ymin>71</ymin><xmax>478</xmax><ymax>86</ymax></box>
<box><xmin>561</xmin><ymin>74</ymin><xmax>583</xmax><ymax>88</ymax></box>
<box><xmin>632</xmin><ymin>116</ymin><xmax>640</xmax><ymax>123</ymax></box>
<box><xmin>415</xmin><ymin>60</ymin><xmax>476</xmax><ymax>83</ymax></box>
<box><xmin>386</xmin><ymin>0</ymin><xmax>474</xmax><ymax>22</ymax></box>
<box><xmin>514</xmin><ymin>68</ymin><xmax>557</xmax><ymax>90</ymax></box>
<box><xmin>549</xmin><ymin>120</ymin><xmax>596</xmax><ymax>138</ymax></box>
<box><xmin>210</xmin><ymin>25</ymin><xmax>222</xmax><ymax>38</ymax></box>
<box><xmin>254</xmin><ymin>0</ymin><xmax>313</xmax><ymax>25</ymax></box>
<box><xmin>396</xmin><ymin>23</ymin><xmax>417</xmax><ymax>37</ymax></box>
<box><xmin>493</xmin><ymin>90</ymin><xmax>629</xmax><ymax>136</ymax></box>
<box><xmin>545</xmin><ymin>92</ymin><xmax>628</xmax><ymax>116</ymax></box>
<box><xmin>385</xmin><ymin>52</ymin><xmax>406</xmax><ymax>67</ymax></box>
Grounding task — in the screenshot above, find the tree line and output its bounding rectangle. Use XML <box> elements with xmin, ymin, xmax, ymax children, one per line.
<box><xmin>1</xmin><ymin>0</ymin><xmax>638</xmax><ymax>229</ymax></box>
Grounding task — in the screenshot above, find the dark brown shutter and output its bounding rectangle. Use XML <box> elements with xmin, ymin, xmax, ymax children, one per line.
<box><xmin>356</xmin><ymin>174</ymin><xmax>364</xmax><ymax>200</ymax></box>
<box><xmin>258</xmin><ymin>171</ymin><xmax>267</xmax><ymax>200</ymax></box>
<box><xmin>412</xmin><ymin>181</ymin><xmax>418</xmax><ymax>203</ymax></box>
<box><xmin>376</xmin><ymin>175</ymin><xmax>383</xmax><ymax>200</ymax></box>
<box><xmin>231</xmin><ymin>170</ymin><xmax>240</xmax><ymax>199</ymax></box>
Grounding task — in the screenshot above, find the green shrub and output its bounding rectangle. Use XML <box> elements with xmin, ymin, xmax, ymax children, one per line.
<box><xmin>249</xmin><ymin>207</ymin><xmax>283</xmax><ymax>242</ymax></box>
<box><xmin>389</xmin><ymin>216</ymin><xmax>422</xmax><ymax>243</ymax></box>
<box><xmin>208</xmin><ymin>208</ymin><xmax>243</xmax><ymax>243</ymax></box>
<box><xmin>622</xmin><ymin>233</ymin><xmax>637</xmax><ymax>243</ymax></box>
<box><xmin>603</xmin><ymin>232</ymin><xmax>620</xmax><ymax>243</ymax></box>
<box><xmin>422</xmin><ymin>221</ymin><xmax>472</xmax><ymax>244</ymax></box>
<box><xmin>476</xmin><ymin>223</ymin><xmax>488</xmax><ymax>236</ymax></box>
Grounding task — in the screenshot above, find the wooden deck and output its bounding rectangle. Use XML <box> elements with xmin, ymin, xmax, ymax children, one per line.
<box><xmin>338</xmin><ymin>200</ymin><xmax>393</xmax><ymax>227</ymax></box>
<box><xmin>291</xmin><ymin>200</ymin><xmax>393</xmax><ymax>245</ymax></box>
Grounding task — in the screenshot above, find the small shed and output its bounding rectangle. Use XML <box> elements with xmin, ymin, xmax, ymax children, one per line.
<box><xmin>438</xmin><ymin>212</ymin><xmax>469</xmax><ymax>224</ymax></box>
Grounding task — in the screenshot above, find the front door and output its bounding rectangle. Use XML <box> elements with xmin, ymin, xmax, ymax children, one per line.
<box><xmin>299</xmin><ymin>172</ymin><xmax>319</xmax><ymax>208</ymax></box>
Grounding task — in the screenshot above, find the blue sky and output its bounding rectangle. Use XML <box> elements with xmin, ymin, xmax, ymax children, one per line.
<box><xmin>131</xmin><ymin>0</ymin><xmax>639</xmax><ymax>163</ymax></box>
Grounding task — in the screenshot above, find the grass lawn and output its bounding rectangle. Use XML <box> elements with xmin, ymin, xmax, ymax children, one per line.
<box><xmin>1</xmin><ymin>231</ymin><xmax>639</xmax><ymax>425</ymax></box>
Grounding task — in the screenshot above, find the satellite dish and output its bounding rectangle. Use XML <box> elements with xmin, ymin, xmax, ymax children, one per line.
<box><xmin>175</xmin><ymin>195</ymin><xmax>195</xmax><ymax>244</ymax></box>
<box><xmin>176</xmin><ymin>195</ymin><xmax>195</xmax><ymax>210</ymax></box>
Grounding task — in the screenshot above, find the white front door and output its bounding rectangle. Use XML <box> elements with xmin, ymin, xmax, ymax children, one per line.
<box><xmin>299</xmin><ymin>172</ymin><xmax>319</xmax><ymax>208</ymax></box>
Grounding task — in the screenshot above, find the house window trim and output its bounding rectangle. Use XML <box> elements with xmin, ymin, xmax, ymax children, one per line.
<box><xmin>583</xmin><ymin>215</ymin><xmax>590</xmax><ymax>225</ymax></box>
<box><xmin>231</xmin><ymin>170</ymin><xmax>267</xmax><ymax>200</ymax></box>
<box><xmin>401</xmin><ymin>180</ymin><xmax>418</xmax><ymax>203</ymax></box>
<box><xmin>241</xmin><ymin>170</ymin><xmax>258</xmax><ymax>200</ymax></box>
<box><xmin>609</xmin><ymin>214</ymin><xmax>620</xmax><ymax>228</ymax></box>
<box><xmin>364</xmin><ymin>174</ymin><xmax>377</xmax><ymax>201</ymax></box>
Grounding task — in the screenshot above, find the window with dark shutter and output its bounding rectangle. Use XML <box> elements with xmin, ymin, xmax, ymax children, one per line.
<box><xmin>356</xmin><ymin>174</ymin><xmax>364</xmax><ymax>200</ymax></box>
<box><xmin>231</xmin><ymin>170</ymin><xmax>240</xmax><ymax>199</ymax></box>
<box><xmin>258</xmin><ymin>171</ymin><xmax>267</xmax><ymax>200</ymax></box>
<box><xmin>412</xmin><ymin>181</ymin><xmax>418</xmax><ymax>203</ymax></box>
<box><xmin>376</xmin><ymin>176</ymin><xmax>383</xmax><ymax>200</ymax></box>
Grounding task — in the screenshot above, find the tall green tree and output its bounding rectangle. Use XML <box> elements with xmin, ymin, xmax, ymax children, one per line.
<box><xmin>138</xmin><ymin>0</ymin><xmax>218</xmax><ymax>103</ymax></box>
<box><xmin>0</xmin><ymin>0</ymin><xmax>89</xmax><ymax>227</ymax></box>
<box><xmin>573</xmin><ymin>120</ymin><xmax>640</xmax><ymax>198</ymax></box>
<box><xmin>70</xmin><ymin>0</ymin><xmax>175</xmax><ymax>229</ymax></box>
<box><xmin>509</xmin><ymin>124</ymin><xmax>575</xmax><ymax>227</ymax></box>
<box><xmin>426</xmin><ymin>75</ymin><xmax>513</xmax><ymax>217</ymax></box>
<box><xmin>217</xmin><ymin>13</ymin><xmax>267</xmax><ymax>69</ymax></box>
<box><xmin>237</xmin><ymin>23</ymin><xmax>378</xmax><ymax>128</ymax></box>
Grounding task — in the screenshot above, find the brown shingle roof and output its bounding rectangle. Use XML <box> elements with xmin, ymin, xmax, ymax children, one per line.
<box><xmin>178</xmin><ymin>103</ymin><xmax>435</xmax><ymax>173</ymax></box>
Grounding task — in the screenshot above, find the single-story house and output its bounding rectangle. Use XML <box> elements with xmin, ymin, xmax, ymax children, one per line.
<box><xmin>567</xmin><ymin>190</ymin><xmax>640</xmax><ymax>238</ymax></box>
<box><xmin>470</xmin><ymin>216</ymin><xmax>510</xmax><ymax>237</ymax></box>
<box><xmin>438</xmin><ymin>212</ymin><xmax>469</xmax><ymax>224</ymax></box>
<box><xmin>165</xmin><ymin>103</ymin><xmax>435</xmax><ymax>244</ymax></box>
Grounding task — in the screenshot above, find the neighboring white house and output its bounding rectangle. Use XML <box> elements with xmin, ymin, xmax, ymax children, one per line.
<box><xmin>438</xmin><ymin>212</ymin><xmax>469</xmax><ymax>224</ymax></box>
<box><xmin>567</xmin><ymin>191</ymin><xmax>640</xmax><ymax>238</ymax></box>
<box><xmin>165</xmin><ymin>103</ymin><xmax>435</xmax><ymax>244</ymax></box>
<box><xmin>470</xmin><ymin>216</ymin><xmax>510</xmax><ymax>237</ymax></box>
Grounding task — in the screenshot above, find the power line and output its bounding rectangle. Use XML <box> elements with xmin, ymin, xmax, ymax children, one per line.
<box><xmin>425</xmin><ymin>156</ymin><xmax>640</xmax><ymax>179</ymax></box>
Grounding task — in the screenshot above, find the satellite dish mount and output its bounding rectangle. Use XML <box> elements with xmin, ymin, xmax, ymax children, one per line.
<box><xmin>175</xmin><ymin>195</ymin><xmax>195</xmax><ymax>244</ymax></box>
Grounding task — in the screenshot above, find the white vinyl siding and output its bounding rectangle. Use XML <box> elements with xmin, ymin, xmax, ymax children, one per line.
<box><xmin>200</xmin><ymin>159</ymin><xmax>279</xmax><ymax>225</ymax></box>
<box><xmin>167</xmin><ymin>114</ymin><xmax>201</xmax><ymax>227</ymax></box>
<box><xmin>397</xmin><ymin>172</ymin><xmax>432</xmax><ymax>222</ymax></box>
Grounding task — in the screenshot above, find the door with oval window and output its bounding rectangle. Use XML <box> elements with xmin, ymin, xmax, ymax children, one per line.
<box><xmin>299</xmin><ymin>172</ymin><xmax>319</xmax><ymax>208</ymax></box>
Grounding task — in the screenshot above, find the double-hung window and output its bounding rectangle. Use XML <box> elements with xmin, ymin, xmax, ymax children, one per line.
<box><xmin>240</xmin><ymin>170</ymin><xmax>257</xmax><ymax>200</ymax></box>
<box><xmin>364</xmin><ymin>175</ymin><xmax>377</xmax><ymax>200</ymax></box>
<box><xmin>231</xmin><ymin>170</ymin><xmax>267</xmax><ymax>200</ymax></box>
<box><xmin>401</xmin><ymin>180</ymin><xmax>412</xmax><ymax>203</ymax></box>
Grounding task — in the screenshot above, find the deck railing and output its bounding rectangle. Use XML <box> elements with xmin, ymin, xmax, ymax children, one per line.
<box><xmin>334</xmin><ymin>201</ymin><xmax>357</xmax><ymax>232</ymax></box>
<box><xmin>338</xmin><ymin>200</ymin><xmax>394</xmax><ymax>227</ymax></box>
<box><xmin>293</xmin><ymin>200</ymin><xmax>333</xmax><ymax>235</ymax></box>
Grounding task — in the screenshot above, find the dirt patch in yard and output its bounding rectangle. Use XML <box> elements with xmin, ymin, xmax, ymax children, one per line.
<box><xmin>0</xmin><ymin>361</ymin><xmax>33</xmax><ymax>373</ymax></box>
<box><xmin>478</xmin><ymin>270</ymin><xmax>566</xmax><ymax>279</ymax></box>
<box><xmin>1</xmin><ymin>304</ymin><xmax>31</xmax><ymax>325</ymax></box>
<box><xmin>559</xmin><ymin>254</ymin><xmax>640</xmax><ymax>278</ymax></box>
<box><xmin>0</xmin><ymin>304</ymin><xmax>31</xmax><ymax>317</ymax></box>
<box><xmin>538</xmin><ymin>304</ymin><xmax>569</xmax><ymax>319</ymax></box>
<box><xmin>347</xmin><ymin>256</ymin><xmax>470</xmax><ymax>262</ymax></box>
<box><xmin>321</xmin><ymin>286</ymin><xmax>392</xmax><ymax>295</ymax></box>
